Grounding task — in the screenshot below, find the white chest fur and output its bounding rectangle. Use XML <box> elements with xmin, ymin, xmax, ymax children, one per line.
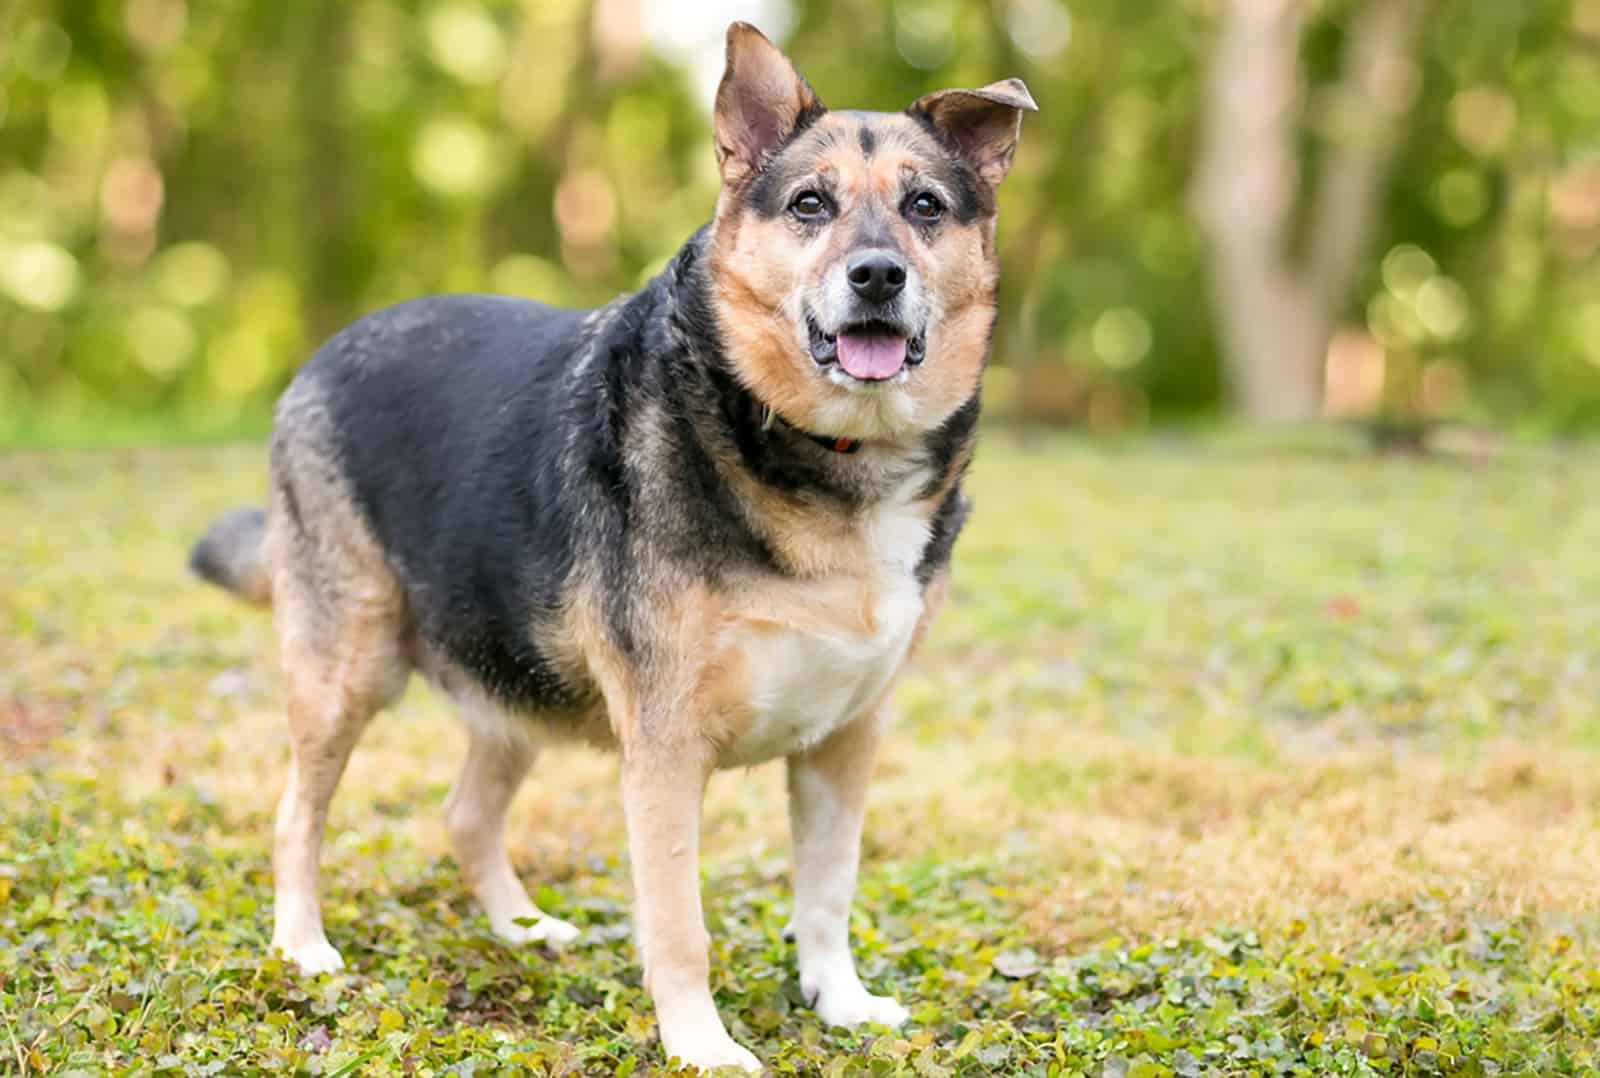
<box><xmin>716</xmin><ymin>501</ymin><xmax>929</xmax><ymax>769</ymax></box>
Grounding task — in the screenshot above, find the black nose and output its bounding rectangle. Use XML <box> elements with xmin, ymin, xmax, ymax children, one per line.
<box><xmin>846</xmin><ymin>249</ymin><xmax>907</xmax><ymax>303</ymax></box>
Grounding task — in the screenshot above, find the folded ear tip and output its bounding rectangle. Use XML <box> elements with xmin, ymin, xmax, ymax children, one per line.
<box><xmin>1000</xmin><ymin>78</ymin><xmax>1039</xmax><ymax>111</ymax></box>
<box><xmin>726</xmin><ymin>21</ymin><xmax>767</xmax><ymax>47</ymax></box>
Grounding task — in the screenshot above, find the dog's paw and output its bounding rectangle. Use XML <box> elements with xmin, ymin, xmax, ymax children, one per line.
<box><xmin>278</xmin><ymin>939</ymin><xmax>345</xmax><ymax>975</ymax></box>
<box><xmin>498</xmin><ymin>915</ymin><xmax>581</xmax><ymax>948</ymax></box>
<box><xmin>664</xmin><ymin>1032</ymin><xmax>762</xmax><ymax>1074</ymax></box>
<box><xmin>812</xmin><ymin>984</ymin><xmax>909</xmax><ymax>1030</ymax></box>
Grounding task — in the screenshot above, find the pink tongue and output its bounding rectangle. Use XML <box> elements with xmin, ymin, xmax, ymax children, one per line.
<box><xmin>836</xmin><ymin>333</ymin><xmax>907</xmax><ymax>381</ymax></box>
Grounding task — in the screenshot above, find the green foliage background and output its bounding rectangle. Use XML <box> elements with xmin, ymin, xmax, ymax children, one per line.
<box><xmin>1</xmin><ymin>0</ymin><xmax>1598</xmax><ymax>437</ymax></box>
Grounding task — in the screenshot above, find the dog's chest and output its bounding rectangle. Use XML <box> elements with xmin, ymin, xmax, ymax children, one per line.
<box><xmin>716</xmin><ymin>505</ymin><xmax>928</xmax><ymax>768</ymax></box>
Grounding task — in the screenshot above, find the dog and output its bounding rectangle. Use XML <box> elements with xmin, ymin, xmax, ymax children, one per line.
<box><xmin>190</xmin><ymin>23</ymin><xmax>1033</xmax><ymax>1072</ymax></box>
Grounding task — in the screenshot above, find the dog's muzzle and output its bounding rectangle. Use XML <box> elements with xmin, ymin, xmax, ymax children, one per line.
<box><xmin>808</xmin><ymin>318</ymin><xmax>927</xmax><ymax>383</ymax></box>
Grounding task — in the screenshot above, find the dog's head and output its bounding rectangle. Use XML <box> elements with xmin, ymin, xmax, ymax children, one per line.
<box><xmin>706</xmin><ymin>23</ymin><xmax>1036</xmax><ymax>442</ymax></box>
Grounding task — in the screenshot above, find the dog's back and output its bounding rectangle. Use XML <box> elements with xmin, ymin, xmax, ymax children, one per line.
<box><xmin>194</xmin><ymin>294</ymin><xmax>605</xmax><ymax>710</ymax></box>
<box><xmin>289</xmin><ymin>296</ymin><xmax>595</xmax><ymax>705</ymax></box>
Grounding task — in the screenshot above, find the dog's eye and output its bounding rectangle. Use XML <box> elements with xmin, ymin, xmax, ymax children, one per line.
<box><xmin>907</xmin><ymin>192</ymin><xmax>944</xmax><ymax>222</ymax></box>
<box><xmin>789</xmin><ymin>191</ymin><xmax>829</xmax><ymax>220</ymax></box>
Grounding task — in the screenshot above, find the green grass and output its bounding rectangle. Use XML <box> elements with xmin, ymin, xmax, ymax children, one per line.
<box><xmin>5</xmin><ymin>434</ymin><xmax>1600</xmax><ymax>1075</ymax></box>
<box><xmin>0</xmin><ymin>408</ymin><xmax>274</xmax><ymax>451</ymax></box>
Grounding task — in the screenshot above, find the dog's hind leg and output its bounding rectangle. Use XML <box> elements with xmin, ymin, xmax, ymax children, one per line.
<box><xmin>269</xmin><ymin>581</ymin><xmax>407</xmax><ymax>974</ymax></box>
<box><xmin>444</xmin><ymin>709</ymin><xmax>580</xmax><ymax>946</ymax></box>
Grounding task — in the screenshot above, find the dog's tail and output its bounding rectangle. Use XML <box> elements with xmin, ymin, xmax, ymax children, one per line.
<box><xmin>189</xmin><ymin>507</ymin><xmax>272</xmax><ymax>606</ymax></box>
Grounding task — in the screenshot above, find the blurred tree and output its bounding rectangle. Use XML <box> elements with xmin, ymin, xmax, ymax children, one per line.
<box><xmin>1192</xmin><ymin>0</ymin><xmax>1424</xmax><ymax>423</ymax></box>
<box><xmin>0</xmin><ymin>0</ymin><xmax>1597</xmax><ymax>437</ymax></box>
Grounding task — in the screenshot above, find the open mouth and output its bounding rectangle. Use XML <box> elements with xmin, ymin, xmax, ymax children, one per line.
<box><xmin>808</xmin><ymin>318</ymin><xmax>927</xmax><ymax>382</ymax></box>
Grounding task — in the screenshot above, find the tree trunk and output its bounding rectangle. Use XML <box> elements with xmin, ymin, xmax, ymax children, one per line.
<box><xmin>1192</xmin><ymin>0</ymin><xmax>1425</xmax><ymax>423</ymax></box>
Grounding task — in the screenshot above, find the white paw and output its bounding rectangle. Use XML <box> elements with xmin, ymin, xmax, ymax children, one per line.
<box><xmin>664</xmin><ymin>1032</ymin><xmax>762</xmax><ymax>1074</ymax></box>
<box><xmin>277</xmin><ymin>938</ymin><xmax>345</xmax><ymax>975</ymax></box>
<box><xmin>498</xmin><ymin>915</ymin><xmax>581</xmax><ymax>947</ymax></box>
<box><xmin>812</xmin><ymin>984</ymin><xmax>909</xmax><ymax>1030</ymax></box>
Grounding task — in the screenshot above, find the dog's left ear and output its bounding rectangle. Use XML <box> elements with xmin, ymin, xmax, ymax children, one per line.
<box><xmin>714</xmin><ymin>22</ymin><xmax>823</xmax><ymax>185</ymax></box>
<box><xmin>910</xmin><ymin>79</ymin><xmax>1038</xmax><ymax>188</ymax></box>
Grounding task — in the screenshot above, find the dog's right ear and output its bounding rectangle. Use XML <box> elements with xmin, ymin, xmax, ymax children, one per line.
<box><xmin>713</xmin><ymin>23</ymin><xmax>823</xmax><ymax>186</ymax></box>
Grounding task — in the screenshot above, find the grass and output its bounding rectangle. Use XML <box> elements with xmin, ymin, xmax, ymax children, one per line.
<box><xmin>5</xmin><ymin>431</ymin><xmax>1600</xmax><ymax>1076</ymax></box>
<box><xmin>0</xmin><ymin>408</ymin><xmax>274</xmax><ymax>452</ymax></box>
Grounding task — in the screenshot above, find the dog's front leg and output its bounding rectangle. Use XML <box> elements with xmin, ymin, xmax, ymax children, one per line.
<box><xmin>621</xmin><ymin>744</ymin><xmax>760</xmax><ymax>1073</ymax></box>
<box><xmin>787</xmin><ymin>709</ymin><xmax>910</xmax><ymax>1030</ymax></box>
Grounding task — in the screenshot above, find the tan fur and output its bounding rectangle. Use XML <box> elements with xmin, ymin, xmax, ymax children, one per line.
<box><xmin>785</xmin><ymin>700</ymin><xmax>909</xmax><ymax>1029</ymax></box>
<box><xmin>735</xmin><ymin>577</ymin><xmax>881</xmax><ymax>639</ymax></box>
<box><xmin>912</xmin><ymin>218</ymin><xmax>999</xmax><ymax>423</ymax></box>
<box><xmin>574</xmin><ymin>574</ymin><xmax>765</xmax><ymax>1068</ymax></box>
<box><xmin>234</xmin><ymin>560</ymin><xmax>274</xmax><ymax>605</ymax></box>
<box><xmin>709</xmin><ymin>111</ymin><xmax>999</xmax><ymax>443</ymax></box>
<box><xmin>265</xmin><ymin>389</ymin><xmax>413</xmax><ymax>971</ymax></box>
<box><xmin>721</xmin><ymin>469</ymin><xmax>870</xmax><ymax>577</ymax></box>
<box><xmin>566</xmin><ymin>581</ymin><xmax>641</xmax><ymax>755</ymax></box>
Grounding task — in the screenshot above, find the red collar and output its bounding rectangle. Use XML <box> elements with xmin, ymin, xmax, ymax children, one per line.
<box><xmin>813</xmin><ymin>433</ymin><xmax>862</xmax><ymax>454</ymax></box>
<box><xmin>758</xmin><ymin>404</ymin><xmax>862</xmax><ymax>454</ymax></box>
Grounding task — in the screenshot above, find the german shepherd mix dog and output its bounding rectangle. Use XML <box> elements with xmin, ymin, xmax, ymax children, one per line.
<box><xmin>191</xmin><ymin>23</ymin><xmax>1032</xmax><ymax>1072</ymax></box>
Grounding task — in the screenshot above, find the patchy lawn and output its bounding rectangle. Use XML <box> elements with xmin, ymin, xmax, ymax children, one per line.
<box><xmin>4</xmin><ymin>434</ymin><xmax>1600</xmax><ymax>1076</ymax></box>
